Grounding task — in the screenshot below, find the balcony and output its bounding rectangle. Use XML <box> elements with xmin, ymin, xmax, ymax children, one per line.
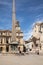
<box><xmin>0</xmin><ymin>33</ymin><xmax>11</xmax><ymax>37</ymax></box>
<box><xmin>16</xmin><ymin>33</ymin><xmax>23</xmax><ymax>37</ymax></box>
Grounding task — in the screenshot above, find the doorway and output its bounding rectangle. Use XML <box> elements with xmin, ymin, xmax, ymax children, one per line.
<box><xmin>0</xmin><ymin>47</ymin><xmax>2</xmax><ymax>53</ymax></box>
<box><xmin>6</xmin><ymin>46</ymin><xmax>9</xmax><ymax>52</ymax></box>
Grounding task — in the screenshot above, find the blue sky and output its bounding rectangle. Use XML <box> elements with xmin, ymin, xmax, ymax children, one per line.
<box><xmin>0</xmin><ymin>0</ymin><xmax>43</xmax><ymax>40</ymax></box>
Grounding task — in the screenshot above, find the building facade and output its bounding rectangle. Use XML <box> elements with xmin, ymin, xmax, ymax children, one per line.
<box><xmin>0</xmin><ymin>21</ymin><xmax>24</xmax><ymax>53</ymax></box>
<box><xmin>32</xmin><ymin>22</ymin><xmax>43</xmax><ymax>50</ymax></box>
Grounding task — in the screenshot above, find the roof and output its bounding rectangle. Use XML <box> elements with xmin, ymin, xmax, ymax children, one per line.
<box><xmin>35</xmin><ymin>22</ymin><xmax>43</xmax><ymax>26</ymax></box>
<box><xmin>0</xmin><ymin>30</ymin><xmax>11</xmax><ymax>32</ymax></box>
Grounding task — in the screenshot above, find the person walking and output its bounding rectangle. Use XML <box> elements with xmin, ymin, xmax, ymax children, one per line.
<box><xmin>23</xmin><ymin>45</ymin><xmax>26</xmax><ymax>53</ymax></box>
<box><xmin>18</xmin><ymin>47</ymin><xmax>21</xmax><ymax>54</ymax></box>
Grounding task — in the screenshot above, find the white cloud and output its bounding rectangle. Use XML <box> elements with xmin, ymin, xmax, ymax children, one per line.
<box><xmin>23</xmin><ymin>28</ymin><xmax>33</xmax><ymax>40</ymax></box>
<box><xmin>36</xmin><ymin>21</ymin><xmax>43</xmax><ymax>23</ymax></box>
<box><xmin>34</xmin><ymin>19</ymin><xmax>43</xmax><ymax>23</ymax></box>
<box><xmin>35</xmin><ymin>14</ymin><xmax>42</xmax><ymax>18</ymax></box>
<box><xmin>35</xmin><ymin>13</ymin><xmax>43</xmax><ymax>22</ymax></box>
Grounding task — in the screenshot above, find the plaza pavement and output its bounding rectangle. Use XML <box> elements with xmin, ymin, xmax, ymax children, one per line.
<box><xmin>0</xmin><ymin>53</ymin><xmax>43</xmax><ymax>65</ymax></box>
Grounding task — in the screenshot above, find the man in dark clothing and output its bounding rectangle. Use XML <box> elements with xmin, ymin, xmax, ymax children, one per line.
<box><xmin>18</xmin><ymin>47</ymin><xmax>21</xmax><ymax>54</ymax></box>
<box><xmin>23</xmin><ymin>45</ymin><xmax>26</xmax><ymax>53</ymax></box>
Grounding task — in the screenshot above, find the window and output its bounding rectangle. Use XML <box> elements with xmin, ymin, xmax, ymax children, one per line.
<box><xmin>11</xmin><ymin>45</ymin><xmax>15</xmax><ymax>50</ymax></box>
<box><xmin>39</xmin><ymin>31</ymin><xmax>42</xmax><ymax>33</ymax></box>
<box><xmin>1</xmin><ymin>39</ymin><xmax>2</xmax><ymax>44</ymax></box>
<box><xmin>6</xmin><ymin>38</ymin><xmax>8</xmax><ymax>44</ymax></box>
<box><xmin>1</xmin><ymin>33</ymin><xmax>2</xmax><ymax>35</ymax></box>
<box><xmin>0</xmin><ymin>47</ymin><xmax>3</xmax><ymax>53</ymax></box>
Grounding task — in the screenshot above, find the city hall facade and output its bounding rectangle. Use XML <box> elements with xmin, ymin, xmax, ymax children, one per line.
<box><xmin>0</xmin><ymin>0</ymin><xmax>24</xmax><ymax>53</ymax></box>
<box><xmin>0</xmin><ymin>21</ymin><xmax>24</xmax><ymax>53</ymax></box>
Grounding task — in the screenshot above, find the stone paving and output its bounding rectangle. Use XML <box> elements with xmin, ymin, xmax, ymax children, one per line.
<box><xmin>0</xmin><ymin>53</ymin><xmax>43</xmax><ymax>65</ymax></box>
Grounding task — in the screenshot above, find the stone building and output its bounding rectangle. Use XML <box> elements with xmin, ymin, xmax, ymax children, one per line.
<box><xmin>32</xmin><ymin>22</ymin><xmax>43</xmax><ymax>50</ymax></box>
<box><xmin>0</xmin><ymin>0</ymin><xmax>24</xmax><ymax>53</ymax></box>
<box><xmin>25</xmin><ymin>22</ymin><xmax>43</xmax><ymax>52</ymax></box>
<box><xmin>0</xmin><ymin>21</ymin><xmax>24</xmax><ymax>53</ymax></box>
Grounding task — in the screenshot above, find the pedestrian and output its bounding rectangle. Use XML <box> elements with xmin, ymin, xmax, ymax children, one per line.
<box><xmin>23</xmin><ymin>45</ymin><xmax>26</xmax><ymax>53</ymax></box>
<box><xmin>35</xmin><ymin>43</ymin><xmax>39</xmax><ymax>55</ymax></box>
<box><xmin>18</xmin><ymin>47</ymin><xmax>21</xmax><ymax>54</ymax></box>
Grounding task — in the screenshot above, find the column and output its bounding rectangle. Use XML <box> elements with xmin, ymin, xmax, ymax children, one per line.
<box><xmin>9</xmin><ymin>45</ymin><xmax>11</xmax><ymax>53</ymax></box>
<box><xmin>2</xmin><ymin>45</ymin><xmax>6</xmax><ymax>53</ymax></box>
<box><xmin>12</xmin><ymin>0</ymin><xmax>16</xmax><ymax>42</ymax></box>
<box><xmin>3</xmin><ymin>38</ymin><xmax>5</xmax><ymax>44</ymax></box>
<box><xmin>8</xmin><ymin>38</ymin><xmax>10</xmax><ymax>43</ymax></box>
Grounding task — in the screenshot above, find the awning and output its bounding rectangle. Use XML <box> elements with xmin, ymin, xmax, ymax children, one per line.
<box><xmin>10</xmin><ymin>42</ymin><xmax>19</xmax><ymax>45</ymax></box>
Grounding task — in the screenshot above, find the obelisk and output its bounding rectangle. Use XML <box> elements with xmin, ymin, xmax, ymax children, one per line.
<box><xmin>12</xmin><ymin>0</ymin><xmax>16</xmax><ymax>42</ymax></box>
